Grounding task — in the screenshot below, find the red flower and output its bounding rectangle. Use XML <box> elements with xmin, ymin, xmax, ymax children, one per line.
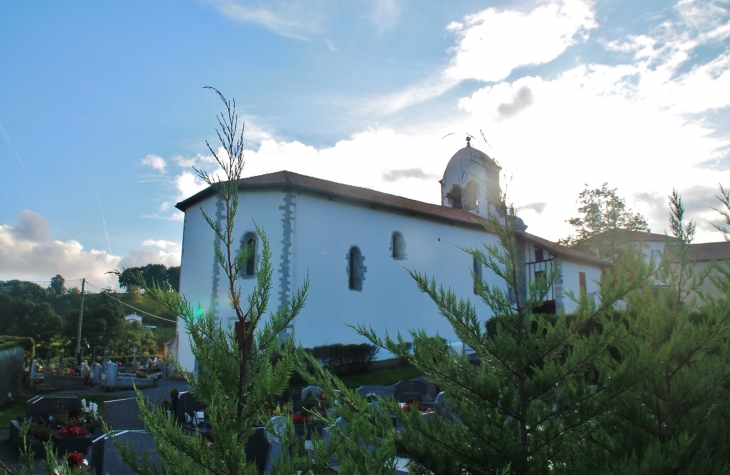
<box><xmin>403</xmin><ymin>397</ymin><xmax>424</xmax><ymax>413</ymax></box>
<box><xmin>57</xmin><ymin>425</ymin><xmax>87</xmax><ymax>438</ymax></box>
<box><xmin>66</xmin><ymin>451</ymin><xmax>86</xmax><ymax>468</ymax></box>
<box><xmin>291</xmin><ymin>414</ymin><xmax>310</xmax><ymax>424</ymax></box>
<box><xmin>84</xmin><ymin>373</ymin><xmax>91</xmax><ymax>381</ymax></box>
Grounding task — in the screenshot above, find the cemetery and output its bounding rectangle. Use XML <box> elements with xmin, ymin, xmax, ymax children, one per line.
<box><xmin>1</xmin><ymin>351</ymin><xmax>446</xmax><ymax>474</ymax></box>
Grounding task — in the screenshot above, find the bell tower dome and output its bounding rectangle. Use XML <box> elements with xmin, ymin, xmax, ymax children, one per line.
<box><xmin>441</xmin><ymin>137</ymin><xmax>502</xmax><ymax>218</ymax></box>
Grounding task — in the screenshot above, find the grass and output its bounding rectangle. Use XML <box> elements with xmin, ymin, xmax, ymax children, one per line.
<box><xmin>0</xmin><ymin>394</ymin><xmax>125</xmax><ymax>428</ymax></box>
<box><xmin>290</xmin><ymin>363</ymin><xmax>423</xmax><ymax>393</ymax></box>
<box><xmin>338</xmin><ymin>365</ymin><xmax>422</xmax><ymax>388</ymax></box>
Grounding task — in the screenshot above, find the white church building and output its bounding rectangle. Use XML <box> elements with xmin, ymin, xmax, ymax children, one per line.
<box><xmin>174</xmin><ymin>141</ymin><xmax>609</xmax><ymax>371</ymax></box>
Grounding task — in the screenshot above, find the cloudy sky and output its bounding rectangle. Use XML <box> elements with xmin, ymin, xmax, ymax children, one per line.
<box><xmin>1</xmin><ymin>0</ymin><xmax>729</xmax><ymax>290</ymax></box>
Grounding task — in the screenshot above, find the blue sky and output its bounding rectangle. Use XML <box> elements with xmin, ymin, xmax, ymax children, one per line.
<box><xmin>1</xmin><ymin>0</ymin><xmax>729</xmax><ymax>289</ymax></box>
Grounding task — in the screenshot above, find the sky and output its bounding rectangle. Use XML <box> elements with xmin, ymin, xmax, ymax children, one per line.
<box><xmin>1</xmin><ymin>0</ymin><xmax>729</xmax><ymax>290</ymax></box>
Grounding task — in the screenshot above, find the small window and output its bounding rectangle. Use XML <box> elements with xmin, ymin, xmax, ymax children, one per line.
<box><xmin>391</xmin><ymin>232</ymin><xmax>406</xmax><ymax>260</ymax></box>
<box><xmin>535</xmin><ymin>248</ymin><xmax>544</xmax><ymax>262</ymax></box>
<box><xmin>579</xmin><ymin>272</ymin><xmax>587</xmax><ymax>293</ymax></box>
<box><xmin>241</xmin><ymin>232</ymin><xmax>256</xmax><ymax>277</ymax></box>
<box><xmin>473</xmin><ymin>256</ymin><xmax>483</xmax><ymax>295</ymax></box>
<box><xmin>348</xmin><ymin>246</ymin><xmax>366</xmax><ymax>291</ymax></box>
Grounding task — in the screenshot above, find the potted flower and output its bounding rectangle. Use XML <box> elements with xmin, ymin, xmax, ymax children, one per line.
<box><xmin>290</xmin><ymin>413</ymin><xmax>313</xmax><ymax>437</ymax></box>
<box><xmin>53</xmin><ymin>451</ymin><xmax>88</xmax><ymax>475</ymax></box>
<box><xmin>52</xmin><ymin>425</ymin><xmax>92</xmax><ymax>455</ymax></box>
<box><xmin>29</xmin><ymin>416</ymin><xmax>51</xmax><ymax>441</ymax></box>
<box><xmin>80</xmin><ymin>399</ymin><xmax>101</xmax><ymax>435</ymax></box>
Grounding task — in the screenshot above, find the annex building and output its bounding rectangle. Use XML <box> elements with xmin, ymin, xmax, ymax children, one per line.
<box><xmin>173</xmin><ymin>142</ymin><xmax>610</xmax><ymax>371</ymax></box>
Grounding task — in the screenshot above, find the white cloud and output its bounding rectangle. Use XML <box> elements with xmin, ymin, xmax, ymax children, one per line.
<box><xmin>202</xmin><ymin>0</ymin><xmax>329</xmax><ymax>41</ymax></box>
<box><xmin>367</xmin><ymin>0</ymin><xmax>596</xmax><ymax>114</ymax></box>
<box><xmin>0</xmin><ymin>210</ymin><xmax>181</xmax><ymax>290</ymax></box>
<box><xmin>140</xmin><ymin>154</ymin><xmax>167</xmax><ymax>173</ymax></box>
<box><xmin>142</xmin><ymin>239</ymin><xmax>182</xmax><ymax>254</ymax></box>
<box><xmin>445</xmin><ymin>0</ymin><xmax>596</xmax><ymax>83</ymax></box>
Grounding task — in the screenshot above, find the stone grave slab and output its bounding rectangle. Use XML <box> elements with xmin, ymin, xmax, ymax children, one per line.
<box><xmin>393</xmin><ymin>380</ymin><xmax>428</xmax><ymax>402</ymax></box>
<box><xmin>300</xmin><ymin>385</ymin><xmax>321</xmax><ymax>400</ymax></box>
<box><xmin>91</xmin><ymin>431</ymin><xmax>160</xmax><ymax>475</ymax></box>
<box><xmin>26</xmin><ymin>396</ymin><xmax>82</xmax><ymax>420</ymax></box>
<box><xmin>103</xmin><ymin>398</ymin><xmax>152</xmax><ymax>431</ymax></box>
<box><xmin>355</xmin><ymin>385</ymin><xmax>392</xmax><ymax>399</ymax></box>
<box><xmin>176</xmin><ymin>391</ymin><xmax>207</xmax><ymax>424</ymax></box>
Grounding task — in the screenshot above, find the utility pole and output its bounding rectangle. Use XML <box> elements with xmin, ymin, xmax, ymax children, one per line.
<box><xmin>75</xmin><ymin>278</ymin><xmax>86</xmax><ymax>368</ymax></box>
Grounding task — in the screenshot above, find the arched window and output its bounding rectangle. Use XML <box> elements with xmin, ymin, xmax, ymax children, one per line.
<box><xmin>391</xmin><ymin>232</ymin><xmax>406</xmax><ymax>260</ymax></box>
<box><xmin>241</xmin><ymin>232</ymin><xmax>256</xmax><ymax>278</ymax></box>
<box><xmin>348</xmin><ymin>246</ymin><xmax>366</xmax><ymax>291</ymax></box>
<box><xmin>449</xmin><ymin>185</ymin><xmax>463</xmax><ymax>209</ymax></box>
<box><xmin>473</xmin><ymin>255</ymin><xmax>483</xmax><ymax>295</ymax></box>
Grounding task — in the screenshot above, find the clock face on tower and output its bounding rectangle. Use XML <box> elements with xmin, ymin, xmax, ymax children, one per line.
<box><xmin>458</xmin><ymin>171</ymin><xmax>469</xmax><ymax>184</ymax></box>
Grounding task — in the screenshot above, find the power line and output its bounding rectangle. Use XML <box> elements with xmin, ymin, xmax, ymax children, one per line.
<box><xmin>84</xmin><ymin>280</ymin><xmax>178</xmax><ymax>323</ymax></box>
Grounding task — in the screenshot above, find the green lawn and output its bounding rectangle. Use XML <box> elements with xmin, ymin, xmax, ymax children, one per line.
<box><xmin>332</xmin><ymin>365</ymin><xmax>423</xmax><ymax>389</ymax></box>
<box><xmin>0</xmin><ymin>394</ymin><xmax>125</xmax><ymax>428</ymax></box>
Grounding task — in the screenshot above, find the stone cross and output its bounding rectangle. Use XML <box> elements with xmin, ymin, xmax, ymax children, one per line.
<box><xmin>103</xmin><ymin>347</ymin><xmax>110</xmax><ymax>371</ymax></box>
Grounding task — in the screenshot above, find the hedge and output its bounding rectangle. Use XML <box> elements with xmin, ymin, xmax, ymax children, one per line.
<box><xmin>0</xmin><ymin>335</ymin><xmax>35</xmax><ymax>365</ymax></box>
<box><xmin>309</xmin><ymin>343</ymin><xmax>378</xmax><ymax>376</ymax></box>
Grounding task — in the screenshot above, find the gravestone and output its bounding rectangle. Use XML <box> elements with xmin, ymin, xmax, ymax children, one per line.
<box><xmin>103</xmin><ymin>398</ymin><xmax>149</xmax><ymax>430</ymax></box>
<box><xmin>245</xmin><ymin>427</ymin><xmax>270</xmax><ymax>473</ymax></box>
<box><xmin>176</xmin><ymin>391</ymin><xmax>207</xmax><ymax>424</ymax></box>
<box><xmin>91</xmin><ymin>431</ymin><xmax>161</xmax><ymax>475</ymax></box>
<box><xmin>26</xmin><ymin>396</ymin><xmax>82</xmax><ymax>420</ymax></box>
<box><xmin>102</xmin><ymin>347</ymin><xmax>110</xmax><ymax>371</ymax></box>
<box><xmin>132</xmin><ymin>347</ymin><xmax>138</xmax><ymax>364</ymax></box>
<box><xmin>355</xmin><ymin>385</ymin><xmax>392</xmax><ymax>399</ymax></box>
<box><xmin>393</xmin><ymin>380</ymin><xmax>428</xmax><ymax>402</ymax></box>
<box><xmin>264</xmin><ymin>416</ymin><xmax>288</xmax><ymax>473</ymax></box>
<box><xmin>434</xmin><ymin>391</ymin><xmax>458</xmax><ymax>423</ymax></box>
<box><xmin>93</xmin><ymin>363</ymin><xmax>102</xmax><ymax>381</ymax></box>
<box><xmin>106</xmin><ymin>363</ymin><xmax>118</xmax><ymax>387</ymax></box>
<box><xmin>300</xmin><ymin>385</ymin><xmax>321</xmax><ymax>401</ymax></box>
<box><xmin>29</xmin><ymin>359</ymin><xmax>38</xmax><ymax>386</ymax></box>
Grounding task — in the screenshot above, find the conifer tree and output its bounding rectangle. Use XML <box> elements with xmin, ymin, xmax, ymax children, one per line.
<box><xmin>110</xmin><ymin>88</ymin><xmax>310</xmax><ymax>475</ymax></box>
<box><xmin>581</xmin><ymin>189</ymin><xmax>730</xmax><ymax>474</ymax></box>
<box><xmin>305</xmin><ymin>201</ymin><xmax>654</xmax><ymax>475</ymax></box>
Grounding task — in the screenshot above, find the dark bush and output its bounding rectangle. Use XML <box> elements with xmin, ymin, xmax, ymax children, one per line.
<box><xmin>309</xmin><ymin>343</ymin><xmax>378</xmax><ymax>375</ymax></box>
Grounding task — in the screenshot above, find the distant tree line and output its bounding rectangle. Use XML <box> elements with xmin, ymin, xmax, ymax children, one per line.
<box><xmin>117</xmin><ymin>264</ymin><xmax>180</xmax><ymax>292</ymax></box>
<box><xmin>0</xmin><ymin>273</ymin><xmax>177</xmax><ymax>362</ymax></box>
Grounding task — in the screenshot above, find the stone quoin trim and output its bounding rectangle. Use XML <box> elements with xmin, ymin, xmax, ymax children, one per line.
<box><xmin>210</xmin><ymin>196</ymin><xmax>225</xmax><ymax>316</ymax></box>
<box><xmin>278</xmin><ymin>190</ymin><xmax>296</xmax><ymax>307</ymax></box>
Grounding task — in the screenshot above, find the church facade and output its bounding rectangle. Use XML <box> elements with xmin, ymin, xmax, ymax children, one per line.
<box><xmin>173</xmin><ymin>143</ymin><xmax>609</xmax><ymax>371</ymax></box>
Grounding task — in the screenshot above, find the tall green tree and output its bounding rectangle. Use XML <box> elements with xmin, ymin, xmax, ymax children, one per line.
<box><xmin>560</xmin><ymin>183</ymin><xmax>648</xmax><ymax>261</ymax></box>
<box><xmin>579</xmin><ymin>188</ymin><xmax>730</xmax><ymax>474</ymax></box>
<box><xmin>117</xmin><ymin>264</ymin><xmax>180</xmax><ymax>291</ymax></box>
<box><xmin>112</xmin><ymin>88</ymin><xmax>311</xmax><ymax>475</ymax></box>
<box><xmin>48</xmin><ymin>274</ymin><xmax>66</xmax><ymax>294</ymax></box>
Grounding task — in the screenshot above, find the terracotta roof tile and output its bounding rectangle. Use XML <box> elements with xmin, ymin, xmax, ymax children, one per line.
<box><xmin>176</xmin><ymin>170</ymin><xmax>611</xmax><ymax>267</ymax></box>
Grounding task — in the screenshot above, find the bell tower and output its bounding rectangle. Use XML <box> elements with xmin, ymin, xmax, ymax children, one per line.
<box><xmin>440</xmin><ymin>137</ymin><xmax>502</xmax><ymax>218</ymax></box>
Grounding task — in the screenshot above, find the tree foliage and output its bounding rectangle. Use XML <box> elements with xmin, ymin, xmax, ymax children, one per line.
<box><xmin>560</xmin><ymin>183</ymin><xmax>648</xmax><ymax>260</ymax></box>
<box><xmin>117</xmin><ymin>264</ymin><xmax>181</xmax><ymax>292</ymax></box>
<box><xmin>48</xmin><ymin>274</ymin><xmax>66</xmax><ymax>294</ymax></box>
<box><xmin>111</xmin><ymin>88</ymin><xmax>311</xmax><ymax>475</ymax></box>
